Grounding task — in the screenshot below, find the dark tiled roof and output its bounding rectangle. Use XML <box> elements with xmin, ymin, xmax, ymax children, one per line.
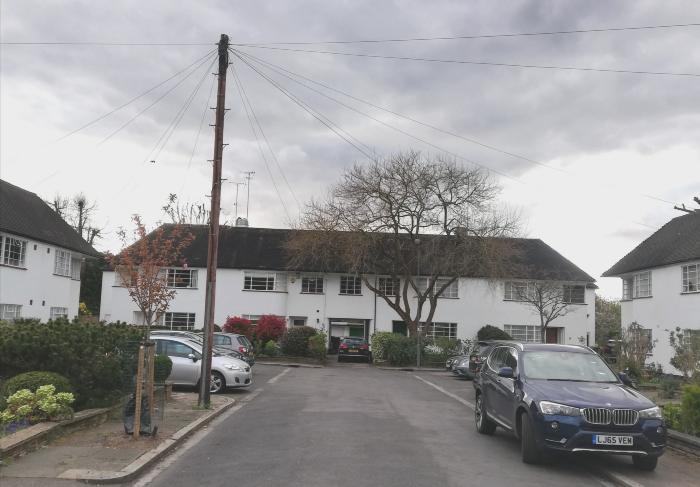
<box><xmin>603</xmin><ymin>212</ymin><xmax>700</xmax><ymax>277</ymax></box>
<box><xmin>0</xmin><ymin>179</ymin><xmax>99</xmax><ymax>257</ymax></box>
<box><xmin>167</xmin><ymin>224</ymin><xmax>595</xmax><ymax>282</ymax></box>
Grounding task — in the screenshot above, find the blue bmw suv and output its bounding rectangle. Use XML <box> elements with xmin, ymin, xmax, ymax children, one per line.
<box><xmin>474</xmin><ymin>343</ymin><xmax>665</xmax><ymax>470</ymax></box>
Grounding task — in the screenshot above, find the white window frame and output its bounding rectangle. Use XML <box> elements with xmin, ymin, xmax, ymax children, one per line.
<box><xmin>417</xmin><ymin>277</ymin><xmax>458</xmax><ymax>299</ymax></box>
<box><xmin>682</xmin><ymin>264</ymin><xmax>699</xmax><ymax>293</ymax></box>
<box><xmin>243</xmin><ymin>271</ymin><xmax>286</xmax><ymax>292</ymax></box>
<box><xmin>339</xmin><ymin>275</ymin><xmax>362</xmax><ymax>295</ymax></box>
<box><xmin>425</xmin><ymin>322</ymin><xmax>457</xmax><ymax>339</ymax></box>
<box><xmin>377</xmin><ymin>277</ymin><xmax>399</xmax><ymax>297</ymax></box>
<box><xmin>243</xmin><ymin>314</ymin><xmax>261</xmax><ymax>325</ymax></box>
<box><xmin>164</xmin><ymin>312</ymin><xmax>196</xmax><ymax>331</ymax></box>
<box><xmin>633</xmin><ymin>271</ymin><xmax>652</xmax><ymax>298</ymax></box>
<box><xmin>301</xmin><ymin>276</ymin><xmax>324</xmax><ymax>294</ymax></box>
<box><xmin>0</xmin><ymin>304</ymin><xmax>22</xmax><ymax>320</ymax></box>
<box><xmin>563</xmin><ymin>284</ymin><xmax>586</xmax><ymax>304</ymax></box>
<box><xmin>504</xmin><ymin>324</ymin><xmax>542</xmax><ymax>343</ymax></box>
<box><xmin>622</xmin><ymin>278</ymin><xmax>633</xmax><ymax>300</ymax></box>
<box><xmin>166</xmin><ymin>268</ymin><xmax>198</xmax><ymax>288</ymax></box>
<box><xmin>504</xmin><ymin>281</ymin><xmax>534</xmax><ymax>301</ymax></box>
<box><xmin>54</xmin><ymin>249</ymin><xmax>72</xmax><ymax>277</ymax></box>
<box><xmin>71</xmin><ymin>257</ymin><xmax>81</xmax><ymax>280</ymax></box>
<box><xmin>2</xmin><ymin>236</ymin><xmax>27</xmax><ymax>268</ymax></box>
<box><xmin>50</xmin><ymin>307</ymin><xmax>68</xmax><ymax>320</ymax></box>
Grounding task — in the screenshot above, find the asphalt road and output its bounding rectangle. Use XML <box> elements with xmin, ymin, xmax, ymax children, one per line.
<box><xmin>133</xmin><ymin>362</ymin><xmax>696</xmax><ymax>487</ymax></box>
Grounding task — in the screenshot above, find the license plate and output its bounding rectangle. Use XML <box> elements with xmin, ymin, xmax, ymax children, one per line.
<box><xmin>349</xmin><ymin>349</ymin><xmax>358</xmax><ymax>353</ymax></box>
<box><xmin>593</xmin><ymin>435</ymin><xmax>633</xmax><ymax>446</ymax></box>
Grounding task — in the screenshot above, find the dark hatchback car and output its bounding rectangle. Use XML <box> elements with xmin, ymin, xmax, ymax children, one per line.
<box><xmin>338</xmin><ymin>337</ymin><xmax>370</xmax><ymax>362</ymax></box>
<box><xmin>474</xmin><ymin>343</ymin><xmax>665</xmax><ymax>470</ymax></box>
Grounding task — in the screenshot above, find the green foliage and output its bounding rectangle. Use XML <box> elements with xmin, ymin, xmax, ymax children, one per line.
<box><xmin>660</xmin><ymin>377</ymin><xmax>681</xmax><ymax>399</ymax></box>
<box><xmin>154</xmin><ymin>355</ymin><xmax>173</xmax><ymax>383</ymax></box>
<box><xmin>663</xmin><ymin>403</ymin><xmax>682</xmax><ymax>431</ymax></box>
<box><xmin>369</xmin><ymin>332</ymin><xmax>395</xmax><ymax>363</ymax></box>
<box><xmin>280</xmin><ymin>326</ymin><xmax>317</xmax><ymax>357</ymax></box>
<box><xmin>380</xmin><ymin>334</ymin><xmax>417</xmax><ymax>366</ymax></box>
<box><xmin>681</xmin><ymin>385</ymin><xmax>700</xmax><ymax>436</ymax></box>
<box><xmin>80</xmin><ymin>256</ymin><xmax>105</xmax><ymax>316</ymax></box>
<box><xmin>669</xmin><ymin>327</ymin><xmax>700</xmax><ymax>379</ymax></box>
<box><xmin>262</xmin><ymin>340</ymin><xmax>280</xmax><ymax>357</ymax></box>
<box><xmin>595</xmin><ymin>295</ymin><xmax>621</xmax><ymax>346</ymax></box>
<box><xmin>308</xmin><ymin>332</ymin><xmax>328</xmax><ymax>363</ymax></box>
<box><xmin>0</xmin><ymin>319</ymin><xmax>144</xmax><ymax>409</ymax></box>
<box><xmin>2</xmin><ymin>372</ymin><xmax>72</xmax><ymax>400</ymax></box>
<box><xmin>1</xmin><ymin>385</ymin><xmax>74</xmax><ymax>425</ymax></box>
<box><xmin>477</xmin><ymin>325</ymin><xmax>512</xmax><ymax>341</ymax></box>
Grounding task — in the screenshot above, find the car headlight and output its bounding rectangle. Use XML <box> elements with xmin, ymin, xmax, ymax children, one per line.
<box><xmin>539</xmin><ymin>401</ymin><xmax>582</xmax><ymax>416</ymax></box>
<box><xmin>459</xmin><ymin>359</ymin><xmax>470</xmax><ymax>366</ymax></box>
<box><xmin>223</xmin><ymin>363</ymin><xmax>243</xmax><ymax>371</ymax></box>
<box><xmin>639</xmin><ymin>406</ymin><xmax>662</xmax><ymax>419</ymax></box>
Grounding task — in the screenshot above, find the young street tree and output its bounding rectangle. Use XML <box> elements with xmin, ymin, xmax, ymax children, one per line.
<box><xmin>512</xmin><ymin>281</ymin><xmax>576</xmax><ymax>343</ymax></box>
<box><xmin>669</xmin><ymin>327</ymin><xmax>700</xmax><ymax>379</ymax></box>
<box><xmin>108</xmin><ymin>216</ymin><xmax>194</xmax><ymax>339</ymax></box>
<box><xmin>286</xmin><ymin>151</ymin><xmax>519</xmax><ymax>337</ymax></box>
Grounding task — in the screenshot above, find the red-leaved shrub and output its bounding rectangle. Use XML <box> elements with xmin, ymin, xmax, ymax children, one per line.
<box><xmin>254</xmin><ymin>315</ymin><xmax>286</xmax><ymax>344</ymax></box>
<box><xmin>223</xmin><ymin>316</ymin><xmax>253</xmax><ymax>340</ymax></box>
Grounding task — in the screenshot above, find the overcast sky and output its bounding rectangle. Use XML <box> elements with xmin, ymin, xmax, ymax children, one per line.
<box><xmin>2</xmin><ymin>0</ymin><xmax>699</xmax><ymax>299</ymax></box>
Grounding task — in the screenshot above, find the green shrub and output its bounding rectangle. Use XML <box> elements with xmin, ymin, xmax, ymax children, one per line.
<box><xmin>477</xmin><ymin>325</ymin><xmax>512</xmax><ymax>341</ymax></box>
<box><xmin>370</xmin><ymin>332</ymin><xmax>395</xmax><ymax>363</ymax></box>
<box><xmin>385</xmin><ymin>335</ymin><xmax>417</xmax><ymax>366</ymax></box>
<box><xmin>280</xmin><ymin>326</ymin><xmax>317</xmax><ymax>357</ymax></box>
<box><xmin>681</xmin><ymin>384</ymin><xmax>700</xmax><ymax>436</ymax></box>
<box><xmin>154</xmin><ymin>355</ymin><xmax>173</xmax><ymax>383</ymax></box>
<box><xmin>308</xmin><ymin>332</ymin><xmax>328</xmax><ymax>363</ymax></box>
<box><xmin>660</xmin><ymin>378</ymin><xmax>681</xmax><ymax>399</ymax></box>
<box><xmin>1</xmin><ymin>385</ymin><xmax>74</xmax><ymax>425</ymax></box>
<box><xmin>663</xmin><ymin>403</ymin><xmax>682</xmax><ymax>430</ymax></box>
<box><xmin>262</xmin><ymin>340</ymin><xmax>280</xmax><ymax>357</ymax></box>
<box><xmin>2</xmin><ymin>372</ymin><xmax>73</xmax><ymax>400</ymax></box>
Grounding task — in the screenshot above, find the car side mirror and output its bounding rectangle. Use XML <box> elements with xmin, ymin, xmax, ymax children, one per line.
<box><xmin>618</xmin><ymin>372</ymin><xmax>634</xmax><ymax>388</ymax></box>
<box><xmin>498</xmin><ymin>366</ymin><xmax>514</xmax><ymax>378</ymax></box>
<box><xmin>188</xmin><ymin>353</ymin><xmax>198</xmax><ymax>363</ymax></box>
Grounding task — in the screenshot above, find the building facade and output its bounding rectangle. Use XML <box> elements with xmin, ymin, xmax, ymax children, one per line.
<box><xmin>603</xmin><ymin>211</ymin><xmax>700</xmax><ymax>374</ymax></box>
<box><xmin>100</xmin><ymin>226</ymin><xmax>596</xmax><ymax>347</ymax></box>
<box><xmin>0</xmin><ymin>179</ymin><xmax>99</xmax><ymax>321</ymax></box>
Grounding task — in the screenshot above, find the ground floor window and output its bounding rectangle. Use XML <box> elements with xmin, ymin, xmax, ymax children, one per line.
<box><xmin>165</xmin><ymin>312</ymin><xmax>196</xmax><ymax>330</ymax></box>
<box><xmin>243</xmin><ymin>314</ymin><xmax>261</xmax><ymax>325</ymax></box>
<box><xmin>290</xmin><ymin>316</ymin><xmax>307</xmax><ymax>326</ymax></box>
<box><xmin>50</xmin><ymin>307</ymin><xmax>68</xmax><ymax>320</ymax></box>
<box><xmin>0</xmin><ymin>304</ymin><xmax>22</xmax><ymax>320</ymax></box>
<box><xmin>504</xmin><ymin>324</ymin><xmax>541</xmax><ymax>343</ymax></box>
<box><xmin>425</xmin><ymin>322</ymin><xmax>457</xmax><ymax>339</ymax></box>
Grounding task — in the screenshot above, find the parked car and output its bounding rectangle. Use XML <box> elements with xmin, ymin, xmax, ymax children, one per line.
<box><xmin>338</xmin><ymin>337</ymin><xmax>370</xmax><ymax>362</ymax></box>
<box><xmin>150</xmin><ymin>330</ymin><xmax>251</xmax><ymax>364</ymax></box>
<box><xmin>213</xmin><ymin>332</ymin><xmax>255</xmax><ymax>365</ymax></box>
<box><xmin>152</xmin><ymin>336</ymin><xmax>252</xmax><ymax>393</ymax></box>
<box><xmin>474</xmin><ymin>343</ymin><xmax>665</xmax><ymax>470</ymax></box>
<box><xmin>445</xmin><ymin>355</ymin><xmax>462</xmax><ymax>370</ymax></box>
<box><xmin>452</xmin><ymin>356</ymin><xmax>472</xmax><ymax>378</ymax></box>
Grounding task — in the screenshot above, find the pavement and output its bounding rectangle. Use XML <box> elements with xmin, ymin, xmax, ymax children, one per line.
<box><xmin>1</xmin><ymin>363</ymin><xmax>698</xmax><ymax>487</ymax></box>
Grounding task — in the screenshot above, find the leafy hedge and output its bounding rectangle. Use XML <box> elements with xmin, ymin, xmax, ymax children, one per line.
<box><xmin>681</xmin><ymin>384</ymin><xmax>700</xmax><ymax>436</ymax></box>
<box><xmin>0</xmin><ymin>319</ymin><xmax>144</xmax><ymax>409</ymax></box>
<box><xmin>2</xmin><ymin>371</ymin><xmax>73</xmax><ymax>399</ymax></box>
<box><xmin>477</xmin><ymin>325</ymin><xmax>512</xmax><ymax>341</ymax></box>
<box><xmin>308</xmin><ymin>332</ymin><xmax>328</xmax><ymax>363</ymax></box>
<box><xmin>280</xmin><ymin>326</ymin><xmax>318</xmax><ymax>357</ymax></box>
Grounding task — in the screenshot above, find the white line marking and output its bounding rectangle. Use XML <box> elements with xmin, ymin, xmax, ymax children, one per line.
<box><xmin>132</xmin><ymin>389</ymin><xmax>262</xmax><ymax>487</ymax></box>
<box><xmin>413</xmin><ymin>375</ymin><xmax>475</xmax><ymax>409</ymax></box>
<box><xmin>267</xmin><ymin>367</ymin><xmax>291</xmax><ymax>384</ymax></box>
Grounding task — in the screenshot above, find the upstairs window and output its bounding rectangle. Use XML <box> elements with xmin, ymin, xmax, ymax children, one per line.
<box><xmin>301</xmin><ymin>276</ymin><xmax>324</xmax><ymax>294</ymax></box>
<box><xmin>417</xmin><ymin>277</ymin><xmax>459</xmax><ymax>298</ymax></box>
<box><xmin>243</xmin><ymin>272</ymin><xmax>286</xmax><ymax>292</ymax></box>
<box><xmin>167</xmin><ymin>268</ymin><xmax>198</xmax><ymax>288</ymax></box>
<box><xmin>54</xmin><ymin>249</ymin><xmax>72</xmax><ymax>276</ymax></box>
<box><xmin>682</xmin><ymin>264</ymin><xmax>699</xmax><ymax>293</ymax></box>
<box><xmin>71</xmin><ymin>258</ymin><xmax>81</xmax><ymax>280</ymax></box>
<box><xmin>633</xmin><ymin>271</ymin><xmax>652</xmax><ymax>298</ymax></box>
<box><xmin>340</xmin><ymin>276</ymin><xmax>362</xmax><ymax>295</ymax></box>
<box><xmin>622</xmin><ymin>278</ymin><xmax>633</xmax><ymax>300</ymax></box>
<box><xmin>504</xmin><ymin>281</ymin><xmax>534</xmax><ymax>301</ymax></box>
<box><xmin>377</xmin><ymin>277</ymin><xmax>399</xmax><ymax>297</ymax></box>
<box><xmin>2</xmin><ymin>236</ymin><xmax>27</xmax><ymax>268</ymax></box>
<box><xmin>563</xmin><ymin>285</ymin><xmax>586</xmax><ymax>304</ymax></box>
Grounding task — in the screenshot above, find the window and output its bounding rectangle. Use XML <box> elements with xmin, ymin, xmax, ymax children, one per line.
<box><xmin>425</xmin><ymin>322</ymin><xmax>457</xmax><ymax>339</ymax></box>
<box><xmin>0</xmin><ymin>304</ymin><xmax>22</xmax><ymax>320</ymax></box>
<box><xmin>563</xmin><ymin>285</ymin><xmax>585</xmax><ymax>304</ymax></box>
<box><xmin>504</xmin><ymin>324</ymin><xmax>542</xmax><ymax>343</ymax></box>
<box><xmin>71</xmin><ymin>258</ymin><xmax>81</xmax><ymax>280</ymax></box>
<box><xmin>160</xmin><ymin>339</ymin><xmax>199</xmax><ymax>358</ymax></box>
<box><xmin>50</xmin><ymin>307</ymin><xmax>68</xmax><ymax>320</ymax></box>
<box><xmin>682</xmin><ymin>264</ymin><xmax>699</xmax><ymax>293</ymax></box>
<box><xmin>301</xmin><ymin>276</ymin><xmax>324</xmax><ymax>294</ymax></box>
<box><xmin>2</xmin><ymin>236</ymin><xmax>27</xmax><ymax>267</ymax></box>
<box><xmin>244</xmin><ymin>272</ymin><xmax>286</xmax><ymax>292</ymax></box>
<box><xmin>377</xmin><ymin>277</ymin><xmax>399</xmax><ymax>297</ymax></box>
<box><xmin>167</xmin><ymin>268</ymin><xmax>198</xmax><ymax>288</ymax></box>
<box><xmin>290</xmin><ymin>316</ymin><xmax>307</xmax><ymax>326</ymax></box>
<box><xmin>54</xmin><ymin>249</ymin><xmax>71</xmax><ymax>276</ymax></box>
<box><xmin>622</xmin><ymin>278</ymin><xmax>632</xmax><ymax>300</ymax></box>
<box><xmin>417</xmin><ymin>277</ymin><xmax>458</xmax><ymax>298</ymax></box>
<box><xmin>504</xmin><ymin>281</ymin><xmax>534</xmax><ymax>301</ymax></box>
<box><xmin>340</xmin><ymin>275</ymin><xmax>362</xmax><ymax>295</ymax></box>
<box><xmin>213</xmin><ymin>335</ymin><xmax>232</xmax><ymax>346</ymax></box>
<box><xmin>633</xmin><ymin>271</ymin><xmax>652</xmax><ymax>298</ymax></box>
<box><xmin>243</xmin><ymin>314</ymin><xmax>261</xmax><ymax>325</ymax></box>
<box><xmin>164</xmin><ymin>312</ymin><xmax>196</xmax><ymax>330</ymax></box>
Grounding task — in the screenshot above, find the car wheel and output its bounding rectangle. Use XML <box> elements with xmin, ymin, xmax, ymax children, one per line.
<box><xmin>209</xmin><ymin>371</ymin><xmax>225</xmax><ymax>394</ymax></box>
<box><xmin>520</xmin><ymin>411</ymin><xmax>543</xmax><ymax>464</ymax></box>
<box><xmin>475</xmin><ymin>393</ymin><xmax>497</xmax><ymax>435</ymax></box>
<box><xmin>632</xmin><ymin>455</ymin><xmax>658</xmax><ymax>471</ymax></box>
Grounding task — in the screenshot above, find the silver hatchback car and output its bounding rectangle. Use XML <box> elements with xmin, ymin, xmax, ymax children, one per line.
<box><xmin>152</xmin><ymin>336</ymin><xmax>252</xmax><ymax>393</ymax></box>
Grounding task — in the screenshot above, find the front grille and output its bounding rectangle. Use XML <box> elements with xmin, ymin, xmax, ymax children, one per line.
<box><xmin>583</xmin><ymin>408</ymin><xmax>639</xmax><ymax>426</ymax></box>
<box><xmin>583</xmin><ymin>408</ymin><xmax>612</xmax><ymax>425</ymax></box>
<box><xmin>613</xmin><ymin>409</ymin><xmax>639</xmax><ymax>426</ymax></box>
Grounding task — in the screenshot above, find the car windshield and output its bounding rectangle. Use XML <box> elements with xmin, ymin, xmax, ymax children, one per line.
<box><xmin>522</xmin><ymin>351</ymin><xmax>619</xmax><ymax>383</ymax></box>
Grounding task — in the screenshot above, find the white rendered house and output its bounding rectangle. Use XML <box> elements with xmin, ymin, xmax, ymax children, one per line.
<box><xmin>0</xmin><ymin>179</ymin><xmax>99</xmax><ymax>321</ymax></box>
<box><xmin>603</xmin><ymin>211</ymin><xmax>700</xmax><ymax>374</ymax></box>
<box><xmin>100</xmin><ymin>225</ymin><xmax>596</xmax><ymax>348</ymax></box>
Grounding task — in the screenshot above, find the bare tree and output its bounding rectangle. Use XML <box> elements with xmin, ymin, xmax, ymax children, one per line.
<box><xmin>674</xmin><ymin>196</ymin><xmax>700</xmax><ymax>214</ymax></box>
<box><xmin>513</xmin><ymin>281</ymin><xmax>575</xmax><ymax>343</ymax></box>
<box><xmin>162</xmin><ymin>193</ymin><xmax>210</xmax><ymax>224</ymax></box>
<box><xmin>619</xmin><ymin>322</ymin><xmax>655</xmax><ymax>376</ymax></box>
<box><xmin>107</xmin><ymin>216</ymin><xmax>194</xmax><ymax>339</ymax></box>
<box><xmin>47</xmin><ymin>193</ymin><xmax>103</xmax><ymax>245</ymax></box>
<box><xmin>286</xmin><ymin>151</ymin><xmax>519</xmax><ymax>337</ymax></box>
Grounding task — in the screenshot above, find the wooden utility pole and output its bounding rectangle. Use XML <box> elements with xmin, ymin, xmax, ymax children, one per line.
<box><xmin>199</xmin><ymin>34</ymin><xmax>229</xmax><ymax>407</ymax></box>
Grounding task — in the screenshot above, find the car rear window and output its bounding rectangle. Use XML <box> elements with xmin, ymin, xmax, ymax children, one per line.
<box><xmin>342</xmin><ymin>338</ymin><xmax>366</xmax><ymax>345</ymax></box>
<box><xmin>237</xmin><ymin>336</ymin><xmax>252</xmax><ymax>347</ymax></box>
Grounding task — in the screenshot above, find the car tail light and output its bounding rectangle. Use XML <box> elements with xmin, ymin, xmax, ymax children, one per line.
<box><xmin>339</xmin><ymin>343</ymin><xmax>348</xmax><ymax>350</ymax></box>
<box><xmin>360</xmin><ymin>344</ymin><xmax>369</xmax><ymax>350</ymax></box>
<box><xmin>239</xmin><ymin>346</ymin><xmax>248</xmax><ymax>354</ymax></box>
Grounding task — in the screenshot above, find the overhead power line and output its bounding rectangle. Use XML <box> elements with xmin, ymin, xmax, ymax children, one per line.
<box><xmin>237</xmin><ymin>45</ymin><xmax>700</xmax><ymax>78</ymax></box>
<box><xmin>1</xmin><ymin>41</ymin><xmax>214</xmax><ymax>46</ymax></box>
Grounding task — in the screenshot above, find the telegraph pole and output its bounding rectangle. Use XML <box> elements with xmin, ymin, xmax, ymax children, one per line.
<box><xmin>244</xmin><ymin>171</ymin><xmax>255</xmax><ymax>220</ymax></box>
<box><xmin>199</xmin><ymin>34</ymin><xmax>229</xmax><ymax>408</ymax></box>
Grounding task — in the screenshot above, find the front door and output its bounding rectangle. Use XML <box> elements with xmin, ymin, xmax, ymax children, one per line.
<box><xmin>546</xmin><ymin>327</ymin><xmax>560</xmax><ymax>344</ymax></box>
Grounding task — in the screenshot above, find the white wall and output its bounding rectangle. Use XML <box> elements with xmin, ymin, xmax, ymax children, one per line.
<box><xmin>100</xmin><ymin>269</ymin><xmax>595</xmax><ymax>345</ymax></box>
<box><xmin>0</xmin><ymin>233</ymin><xmax>84</xmax><ymax>321</ymax></box>
<box><xmin>619</xmin><ymin>260</ymin><xmax>700</xmax><ymax>374</ymax></box>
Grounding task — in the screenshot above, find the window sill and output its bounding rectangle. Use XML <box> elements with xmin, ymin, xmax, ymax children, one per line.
<box><xmin>0</xmin><ymin>263</ymin><xmax>27</xmax><ymax>270</ymax></box>
<box><xmin>681</xmin><ymin>291</ymin><xmax>700</xmax><ymax>295</ymax></box>
<box><xmin>242</xmin><ymin>289</ymin><xmax>288</xmax><ymax>293</ymax></box>
<box><xmin>300</xmin><ymin>292</ymin><xmax>324</xmax><ymax>295</ymax></box>
<box><xmin>53</xmin><ymin>273</ymin><xmax>71</xmax><ymax>278</ymax></box>
<box><xmin>339</xmin><ymin>293</ymin><xmax>363</xmax><ymax>296</ymax></box>
<box><xmin>167</xmin><ymin>287</ymin><xmax>199</xmax><ymax>290</ymax></box>
<box><xmin>632</xmin><ymin>295</ymin><xmax>653</xmax><ymax>299</ymax></box>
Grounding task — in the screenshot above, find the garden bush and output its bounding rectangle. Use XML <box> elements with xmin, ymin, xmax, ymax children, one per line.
<box><xmin>369</xmin><ymin>332</ymin><xmax>395</xmax><ymax>363</ymax></box>
<box><xmin>254</xmin><ymin>315</ymin><xmax>286</xmax><ymax>344</ymax></box>
<box><xmin>477</xmin><ymin>325</ymin><xmax>512</xmax><ymax>341</ymax></box>
<box><xmin>0</xmin><ymin>385</ymin><xmax>74</xmax><ymax>427</ymax></box>
<box><xmin>384</xmin><ymin>335</ymin><xmax>417</xmax><ymax>366</ymax></box>
<box><xmin>663</xmin><ymin>403</ymin><xmax>682</xmax><ymax>431</ymax></box>
<box><xmin>280</xmin><ymin>326</ymin><xmax>317</xmax><ymax>357</ymax></box>
<box><xmin>2</xmin><ymin>372</ymin><xmax>73</xmax><ymax>399</ymax></box>
<box><xmin>681</xmin><ymin>384</ymin><xmax>700</xmax><ymax>436</ymax></box>
<box><xmin>660</xmin><ymin>377</ymin><xmax>681</xmax><ymax>399</ymax></box>
<box><xmin>308</xmin><ymin>332</ymin><xmax>328</xmax><ymax>363</ymax></box>
<box><xmin>154</xmin><ymin>355</ymin><xmax>173</xmax><ymax>383</ymax></box>
<box><xmin>262</xmin><ymin>340</ymin><xmax>280</xmax><ymax>357</ymax></box>
<box><xmin>222</xmin><ymin>316</ymin><xmax>253</xmax><ymax>340</ymax></box>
